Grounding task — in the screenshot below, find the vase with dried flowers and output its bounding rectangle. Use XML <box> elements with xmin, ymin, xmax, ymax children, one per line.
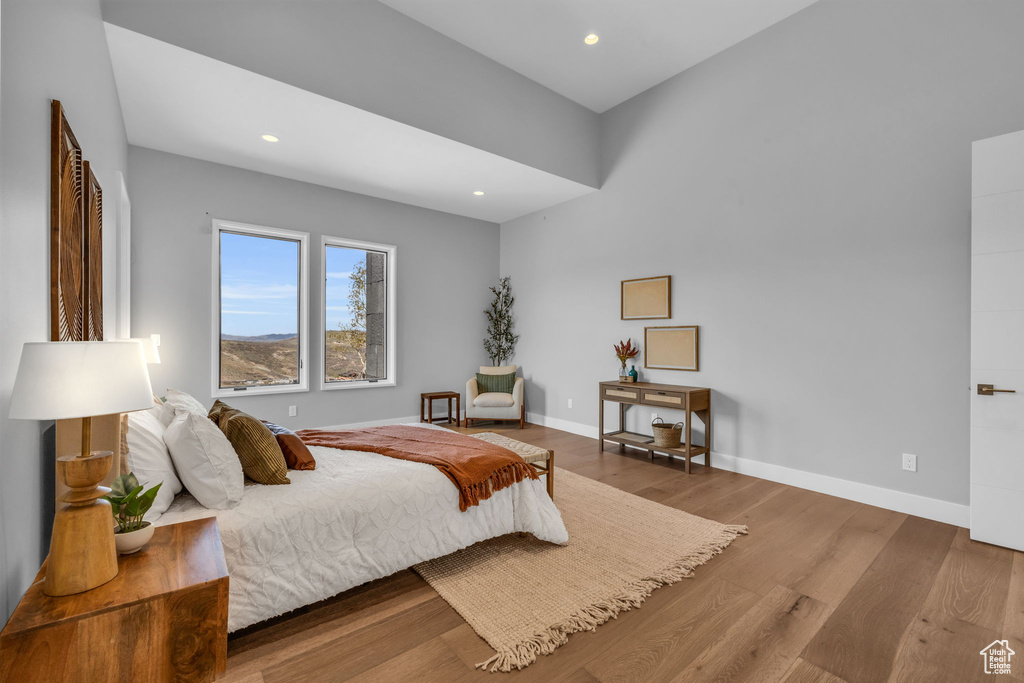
<box><xmin>613</xmin><ymin>339</ymin><xmax>640</xmax><ymax>382</ymax></box>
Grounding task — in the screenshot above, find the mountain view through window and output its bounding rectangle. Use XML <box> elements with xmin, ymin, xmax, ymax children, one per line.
<box><xmin>219</xmin><ymin>231</ymin><xmax>301</xmax><ymax>389</ymax></box>
<box><xmin>324</xmin><ymin>243</ymin><xmax>388</xmax><ymax>384</ymax></box>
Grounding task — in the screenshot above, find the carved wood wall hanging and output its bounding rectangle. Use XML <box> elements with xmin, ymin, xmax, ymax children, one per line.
<box><xmin>50</xmin><ymin>100</ymin><xmax>103</xmax><ymax>341</ymax></box>
<box><xmin>50</xmin><ymin>100</ymin><xmax>85</xmax><ymax>341</ymax></box>
<box><xmin>84</xmin><ymin>162</ymin><xmax>103</xmax><ymax>341</ymax></box>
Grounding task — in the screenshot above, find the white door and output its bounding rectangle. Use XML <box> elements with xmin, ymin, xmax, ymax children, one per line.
<box><xmin>971</xmin><ymin>129</ymin><xmax>1024</xmax><ymax>550</ymax></box>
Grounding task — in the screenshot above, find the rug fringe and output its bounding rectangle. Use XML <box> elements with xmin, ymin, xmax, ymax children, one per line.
<box><xmin>475</xmin><ymin>523</ymin><xmax>749</xmax><ymax>672</ymax></box>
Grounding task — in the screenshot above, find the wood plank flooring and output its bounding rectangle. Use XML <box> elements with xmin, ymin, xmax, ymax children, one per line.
<box><xmin>221</xmin><ymin>423</ymin><xmax>1022</xmax><ymax>683</ymax></box>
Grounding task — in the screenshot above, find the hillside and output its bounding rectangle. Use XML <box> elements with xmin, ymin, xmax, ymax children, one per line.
<box><xmin>325</xmin><ymin>329</ymin><xmax>367</xmax><ymax>381</ymax></box>
<box><xmin>222</xmin><ymin>333</ymin><xmax>299</xmax><ymax>343</ymax></box>
<box><xmin>219</xmin><ymin>331</ymin><xmax>368</xmax><ymax>386</ymax></box>
<box><xmin>220</xmin><ymin>336</ymin><xmax>299</xmax><ymax>387</ymax></box>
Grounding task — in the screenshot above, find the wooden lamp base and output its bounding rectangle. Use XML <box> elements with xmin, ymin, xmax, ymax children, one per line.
<box><xmin>44</xmin><ymin>450</ymin><xmax>118</xmax><ymax>597</ymax></box>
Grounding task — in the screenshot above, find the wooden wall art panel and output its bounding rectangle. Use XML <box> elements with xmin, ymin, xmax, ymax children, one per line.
<box><xmin>50</xmin><ymin>100</ymin><xmax>85</xmax><ymax>342</ymax></box>
<box><xmin>84</xmin><ymin>162</ymin><xmax>103</xmax><ymax>340</ymax></box>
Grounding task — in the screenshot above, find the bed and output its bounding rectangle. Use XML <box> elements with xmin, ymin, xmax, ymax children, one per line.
<box><xmin>154</xmin><ymin>423</ymin><xmax>568</xmax><ymax>632</ymax></box>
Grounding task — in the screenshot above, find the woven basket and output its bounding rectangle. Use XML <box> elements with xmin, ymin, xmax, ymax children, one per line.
<box><xmin>651</xmin><ymin>417</ymin><xmax>683</xmax><ymax>448</ymax></box>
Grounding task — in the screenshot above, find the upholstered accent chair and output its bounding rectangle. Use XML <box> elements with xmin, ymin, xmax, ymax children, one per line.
<box><xmin>465</xmin><ymin>365</ymin><xmax>525</xmax><ymax>429</ymax></box>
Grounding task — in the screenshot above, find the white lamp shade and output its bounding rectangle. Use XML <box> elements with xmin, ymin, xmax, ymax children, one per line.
<box><xmin>119</xmin><ymin>337</ymin><xmax>161</xmax><ymax>364</ymax></box>
<box><xmin>9</xmin><ymin>341</ymin><xmax>155</xmax><ymax>420</ymax></box>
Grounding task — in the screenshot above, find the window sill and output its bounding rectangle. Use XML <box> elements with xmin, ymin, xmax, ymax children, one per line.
<box><xmin>320</xmin><ymin>379</ymin><xmax>396</xmax><ymax>391</ymax></box>
<box><xmin>212</xmin><ymin>384</ymin><xmax>310</xmax><ymax>399</ymax></box>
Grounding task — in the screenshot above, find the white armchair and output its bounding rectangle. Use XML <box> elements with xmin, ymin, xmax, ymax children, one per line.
<box><xmin>465</xmin><ymin>365</ymin><xmax>525</xmax><ymax>429</ymax></box>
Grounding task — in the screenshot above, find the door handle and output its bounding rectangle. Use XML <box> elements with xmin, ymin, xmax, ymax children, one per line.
<box><xmin>978</xmin><ymin>384</ymin><xmax>1016</xmax><ymax>396</ymax></box>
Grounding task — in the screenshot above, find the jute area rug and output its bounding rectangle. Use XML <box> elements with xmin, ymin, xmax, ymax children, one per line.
<box><xmin>413</xmin><ymin>467</ymin><xmax>748</xmax><ymax>673</ymax></box>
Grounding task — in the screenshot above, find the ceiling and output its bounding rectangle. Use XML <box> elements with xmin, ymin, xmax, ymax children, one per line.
<box><xmin>105</xmin><ymin>24</ymin><xmax>595</xmax><ymax>224</ymax></box>
<box><xmin>378</xmin><ymin>0</ymin><xmax>820</xmax><ymax>113</ymax></box>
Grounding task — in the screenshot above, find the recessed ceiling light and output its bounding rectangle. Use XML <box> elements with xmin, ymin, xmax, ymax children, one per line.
<box><xmin>584</xmin><ymin>34</ymin><xmax>599</xmax><ymax>45</ymax></box>
<box><xmin>261</xmin><ymin>134</ymin><xmax>279</xmax><ymax>142</ymax></box>
<box><xmin>473</xmin><ymin>190</ymin><xmax>485</xmax><ymax>196</ymax></box>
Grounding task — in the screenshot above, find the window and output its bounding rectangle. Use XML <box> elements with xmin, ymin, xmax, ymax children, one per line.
<box><xmin>212</xmin><ymin>220</ymin><xmax>309</xmax><ymax>397</ymax></box>
<box><xmin>322</xmin><ymin>236</ymin><xmax>396</xmax><ymax>389</ymax></box>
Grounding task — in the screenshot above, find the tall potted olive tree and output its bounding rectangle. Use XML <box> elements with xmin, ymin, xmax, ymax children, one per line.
<box><xmin>483</xmin><ymin>276</ymin><xmax>519</xmax><ymax>366</ymax></box>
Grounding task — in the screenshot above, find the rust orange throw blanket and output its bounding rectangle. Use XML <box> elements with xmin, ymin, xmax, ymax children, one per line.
<box><xmin>295</xmin><ymin>425</ymin><xmax>539</xmax><ymax>511</ymax></box>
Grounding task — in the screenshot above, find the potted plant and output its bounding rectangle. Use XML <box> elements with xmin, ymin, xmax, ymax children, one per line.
<box><xmin>614</xmin><ymin>339</ymin><xmax>640</xmax><ymax>382</ymax></box>
<box><xmin>484</xmin><ymin>276</ymin><xmax>519</xmax><ymax>366</ymax></box>
<box><xmin>103</xmin><ymin>473</ymin><xmax>162</xmax><ymax>555</ymax></box>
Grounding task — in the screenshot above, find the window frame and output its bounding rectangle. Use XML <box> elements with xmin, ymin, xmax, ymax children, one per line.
<box><xmin>320</xmin><ymin>235</ymin><xmax>397</xmax><ymax>391</ymax></box>
<box><xmin>210</xmin><ymin>219</ymin><xmax>310</xmax><ymax>398</ymax></box>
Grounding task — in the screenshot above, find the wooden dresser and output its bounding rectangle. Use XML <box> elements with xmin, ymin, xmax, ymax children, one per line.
<box><xmin>0</xmin><ymin>518</ymin><xmax>228</xmax><ymax>682</ymax></box>
<box><xmin>598</xmin><ymin>380</ymin><xmax>711</xmax><ymax>473</ymax></box>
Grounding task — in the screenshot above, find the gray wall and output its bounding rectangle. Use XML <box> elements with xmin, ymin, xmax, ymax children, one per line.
<box><xmin>0</xmin><ymin>0</ymin><xmax>128</xmax><ymax>621</ymax></box>
<box><xmin>101</xmin><ymin>0</ymin><xmax>600</xmax><ymax>188</ymax></box>
<box><xmin>128</xmin><ymin>146</ymin><xmax>498</xmax><ymax>429</ymax></box>
<box><xmin>502</xmin><ymin>0</ymin><xmax>1024</xmax><ymax>506</ymax></box>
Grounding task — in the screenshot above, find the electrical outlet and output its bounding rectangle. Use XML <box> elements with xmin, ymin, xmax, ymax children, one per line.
<box><xmin>902</xmin><ymin>453</ymin><xmax>917</xmax><ymax>472</ymax></box>
<box><xmin>288</xmin><ymin>405</ymin><xmax>297</xmax><ymax>417</ymax></box>
<box><xmin>652</xmin><ymin>412</ymin><xmax>659</xmax><ymax>422</ymax></box>
<box><xmin>150</xmin><ymin>333</ymin><xmax>161</xmax><ymax>347</ymax></box>
<box><xmin>567</xmin><ymin>398</ymin><xmax>573</xmax><ymax>409</ymax></box>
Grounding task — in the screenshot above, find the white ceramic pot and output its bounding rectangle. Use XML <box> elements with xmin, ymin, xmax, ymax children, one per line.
<box><xmin>114</xmin><ymin>521</ymin><xmax>155</xmax><ymax>555</ymax></box>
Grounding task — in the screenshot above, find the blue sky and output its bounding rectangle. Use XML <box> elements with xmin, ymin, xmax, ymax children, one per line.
<box><xmin>326</xmin><ymin>245</ymin><xmax>365</xmax><ymax>332</ymax></box>
<box><xmin>220</xmin><ymin>232</ymin><xmax>299</xmax><ymax>336</ymax></box>
<box><xmin>219</xmin><ymin>232</ymin><xmax>367</xmax><ymax>336</ymax></box>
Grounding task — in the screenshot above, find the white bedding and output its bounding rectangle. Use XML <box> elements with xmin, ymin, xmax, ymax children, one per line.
<box><xmin>155</xmin><ymin>423</ymin><xmax>568</xmax><ymax>632</ymax></box>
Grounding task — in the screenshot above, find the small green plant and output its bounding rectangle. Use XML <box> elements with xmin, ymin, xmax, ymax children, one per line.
<box><xmin>103</xmin><ymin>473</ymin><xmax>162</xmax><ymax>534</ymax></box>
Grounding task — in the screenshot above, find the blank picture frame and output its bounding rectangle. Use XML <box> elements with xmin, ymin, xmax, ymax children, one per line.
<box><xmin>645</xmin><ymin>325</ymin><xmax>699</xmax><ymax>371</ymax></box>
<box><xmin>621</xmin><ymin>275</ymin><xmax>671</xmax><ymax>320</ymax></box>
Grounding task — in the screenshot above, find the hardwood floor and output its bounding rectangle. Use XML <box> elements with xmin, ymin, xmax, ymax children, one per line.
<box><xmin>221</xmin><ymin>423</ymin><xmax>1022</xmax><ymax>683</ymax></box>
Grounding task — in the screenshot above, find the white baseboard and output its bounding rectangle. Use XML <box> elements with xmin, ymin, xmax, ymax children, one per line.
<box><xmin>526</xmin><ymin>412</ymin><xmax>970</xmax><ymax>528</ymax></box>
<box><xmin>526</xmin><ymin>412</ymin><xmax>598</xmax><ymax>439</ymax></box>
<box><xmin>707</xmin><ymin>451</ymin><xmax>969</xmax><ymax>528</ymax></box>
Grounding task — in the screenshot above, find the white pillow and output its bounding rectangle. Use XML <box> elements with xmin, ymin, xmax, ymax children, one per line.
<box><xmin>160</xmin><ymin>389</ymin><xmax>208</xmax><ymax>426</ymax></box>
<box><xmin>124</xmin><ymin>404</ymin><xmax>183</xmax><ymax>521</ymax></box>
<box><xmin>164</xmin><ymin>411</ymin><xmax>244</xmax><ymax>509</ymax></box>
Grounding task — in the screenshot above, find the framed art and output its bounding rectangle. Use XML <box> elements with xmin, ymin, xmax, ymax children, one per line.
<box><xmin>50</xmin><ymin>100</ymin><xmax>85</xmax><ymax>341</ymax></box>
<box><xmin>645</xmin><ymin>325</ymin><xmax>699</xmax><ymax>371</ymax></box>
<box><xmin>621</xmin><ymin>275</ymin><xmax>671</xmax><ymax>320</ymax></box>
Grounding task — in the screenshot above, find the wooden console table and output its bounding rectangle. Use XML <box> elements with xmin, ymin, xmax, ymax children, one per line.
<box><xmin>598</xmin><ymin>380</ymin><xmax>711</xmax><ymax>473</ymax></box>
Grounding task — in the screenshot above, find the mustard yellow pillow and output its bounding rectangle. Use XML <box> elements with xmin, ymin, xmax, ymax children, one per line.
<box><xmin>209</xmin><ymin>400</ymin><xmax>290</xmax><ymax>485</ymax></box>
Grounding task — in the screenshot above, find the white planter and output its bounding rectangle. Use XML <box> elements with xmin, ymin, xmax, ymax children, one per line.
<box><xmin>114</xmin><ymin>521</ymin><xmax>155</xmax><ymax>555</ymax></box>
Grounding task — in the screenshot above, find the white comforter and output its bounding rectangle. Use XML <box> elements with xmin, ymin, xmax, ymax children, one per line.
<box><xmin>156</xmin><ymin>424</ymin><xmax>568</xmax><ymax>631</ymax></box>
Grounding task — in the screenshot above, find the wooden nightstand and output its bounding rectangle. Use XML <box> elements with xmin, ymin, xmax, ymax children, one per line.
<box><xmin>0</xmin><ymin>517</ymin><xmax>229</xmax><ymax>682</ymax></box>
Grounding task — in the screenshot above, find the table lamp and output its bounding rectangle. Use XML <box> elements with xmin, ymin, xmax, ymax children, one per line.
<box><xmin>9</xmin><ymin>341</ymin><xmax>154</xmax><ymax>596</ymax></box>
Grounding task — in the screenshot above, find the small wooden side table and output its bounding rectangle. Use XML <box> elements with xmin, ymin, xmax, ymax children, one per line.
<box><xmin>0</xmin><ymin>517</ymin><xmax>229</xmax><ymax>682</ymax></box>
<box><xmin>421</xmin><ymin>391</ymin><xmax>461</xmax><ymax>427</ymax></box>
